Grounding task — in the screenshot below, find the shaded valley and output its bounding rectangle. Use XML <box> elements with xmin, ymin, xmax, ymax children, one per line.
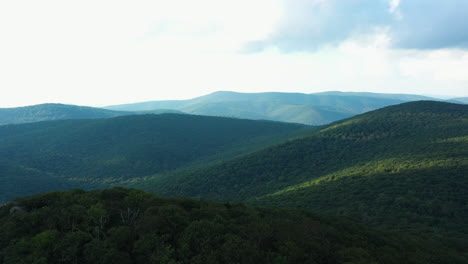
<box><xmin>0</xmin><ymin>114</ymin><xmax>308</xmax><ymax>202</ymax></box>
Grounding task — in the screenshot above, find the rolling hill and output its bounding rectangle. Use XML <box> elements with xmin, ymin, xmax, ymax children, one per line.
<box><xmin>1</xmin><ymin>188</ymin><xmax>465</xmax><ymax>264</ymax></box>
<box><xmin>1</xmin><ymin>100</ymin><xmax>466</xmax><ymax>262</ymax></box>
<box><xmin>2</xmin><ymin>91</ymin><xmax>452</xmax><ymax>126</ymax></box>
<box><xmin>140</xmin><ymin>101</ymin><xmax>468</xmax><ymax>238</ymax></box>
<box><xmin>0</xmin><ymin>104</ymin><xmax>128</xmax><ymax>125</ymax></box>
<box><xmin>0</xmin><ymin>103</ymin><xmax>185</xmax><ymax>126</ymax></box>
<box><xmin>0</xmin><ymin>114</ymin><xmax>308</xmax><ymax>203</ymax></box>
<box><xmin>105</xmin><ymin>91</ymin><xmax>411</xmax><ymax>125</ymax></box>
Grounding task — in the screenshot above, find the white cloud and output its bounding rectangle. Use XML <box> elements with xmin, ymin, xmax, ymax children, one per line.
<box><xmin>389</xmin><ymin>0</ymin><xmax>400</xmax><ymax>14</ymax></box>
<box><xmin>399</xmin><ymin>49</ymin><xmax>468</xmax><ymax>82</ymax></box>
<box><xmin>388</xmin><ymin>0</ymin><xmax>402</xmax><ymax>20</ymax></box>
<box><xmin>0</xmin><ymin>1</ymin><xmax>467</xmax><ymax>107</ymax></box>
<box><xmin>0</xmin><ymin>0</ymin><xmax>283</xmax><ymax>106</ymax></box>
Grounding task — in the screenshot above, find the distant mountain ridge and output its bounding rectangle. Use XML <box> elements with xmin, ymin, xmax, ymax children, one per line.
<box><xmin>0</xmin><ymin>103</ymin><xmax>184</xmax><ymax>126</ymax></box>
<box><xmin>105</xmin><ymin>91</ymin><xmax>456</xmax><ymax>125</ymax></box>
<box><xmin>314</xmin><ymin>91</ymin><xmax>437</xmax><ymax>101</ymax></box>
<box><xmin>2</xmin><ymin>91</ymin><xmax>463</xmax><ymax>126</ymax></box>
<box><xmin>452</xmin><ymin>97</ymin><xmax>468</xmax><ymax>104</ymax></box>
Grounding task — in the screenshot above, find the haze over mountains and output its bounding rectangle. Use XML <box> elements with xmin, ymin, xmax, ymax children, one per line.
<box><xmin>2</xmin><ymin>0</ymin><xmax>468</xmax><ymax>261</ymax></box>
<box><xmin>453</xmin><ymin>97</ymin><xmax>468</xmax><ymax>104</ymax></box>
<box><xmin>1</xmin><ymin>94</ymin><xmax>467</xmax><ymax>263</ymax></box>
<box><xmin>1</xmin><ymin>91</ymin><xmax>465</xmax><ymax>127</ymax></box>
<box><xmin>105</xmin><ymin>91</ymin><xmax>466</xmax><ymax>125</ymax></box>
<box><xmin>104</xmin><ymin>91</ymin><xmax>406</xmax><ymax>125</ymax></box>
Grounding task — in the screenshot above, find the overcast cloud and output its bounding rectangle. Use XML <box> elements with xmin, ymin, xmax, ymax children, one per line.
<box><xmin>247</xmin><ymin>0</ymin><xmax>468</xmax><ymax>52</ymax></box>
<box><xmin>394</xmin><ymin>0</ymin><xmax>468</xmax><ymax>49</ymax></box>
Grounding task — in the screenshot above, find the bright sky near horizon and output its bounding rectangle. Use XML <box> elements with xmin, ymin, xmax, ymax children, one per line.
<box><xmin>1</xmin><ymin>0</ymin><xmax>467</xmax><ymax>107</ymax></box>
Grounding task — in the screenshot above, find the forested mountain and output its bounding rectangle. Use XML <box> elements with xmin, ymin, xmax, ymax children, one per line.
<box><xmin>141</xmin><ymin>101</ymin><xmax>468</xmax><ymax>240</ymax></box>
<box><xmin>2</xmin><ymin>100</ymin><xmax>466</xmax><ymax>262</ymax></box>
<box><xmin>105</xmin><ymin>91</ymin><xmax>411</xmax><ymax>125</ymax></box>
<box><xmin>1</xmin><ymin>91</ymin><xmax>452</xmax><ymax>126</ymax></box>
<box><xmin>1</xmin><ymin>188</ymin><xmax>465</xmax><ymax>264</ymax></box>
<box><xmin>181</xmin><ymin>101</ymin><xmax>353</xmax><ymax>126</ymax></box>
<box><xmin>0</xmin><ymin>104</ymin><xmax>127</xmax><ymax>125</ymax></box>
<box><xmin>0</xmin><ymin>103</ymin><xmax>185</xmax><ymax>126</ymax></box>
<box><xmin>0</xmin><ymin>114</ymin><xmax>307</xmax><ymax>202</ymax></box>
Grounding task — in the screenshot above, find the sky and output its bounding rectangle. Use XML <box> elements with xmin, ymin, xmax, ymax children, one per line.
<box><xmin>0</xmin><ymin>0</ymin><xmax>467</xmax><ymax>107</ymax></box>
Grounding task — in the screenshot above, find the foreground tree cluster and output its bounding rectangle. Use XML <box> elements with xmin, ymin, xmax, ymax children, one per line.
<box><xmin>1</xmin><ymin>188</ymin><xmax>465</xmax><ymax>264</ymax></box>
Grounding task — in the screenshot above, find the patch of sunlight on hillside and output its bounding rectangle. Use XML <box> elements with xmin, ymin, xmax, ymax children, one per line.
<box><xmin>319</xmin><ymin>118</ymin><xmax>364</xmax><ymax>133</ymax></box>
<box><xmin>263</xmin><ymin>157</ymin><xmax>468</xmax><ymax>198</ymax></box>
<box><xmin>436</xmin><ymin>136</ymin><xmax>468</xmax><ymax>143</ymax></box>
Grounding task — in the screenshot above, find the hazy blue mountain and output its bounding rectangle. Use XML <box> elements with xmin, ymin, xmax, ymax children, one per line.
<box><xmin>139</xmin><ymin>109</ymin><xmax>185</xmax><ymax>114</ymax></box>
<box><xmin>141</xmin><ymin>101</ymin><xmax>468</xmax><ymax>240</ymax></box>
<box><xmin>104</xmin><ymin>100</ymin><xmax>188</xmax><ymax>112</ymax></box>
<box><xmin>0</xmin><ymin>103</ymin><xmax>185</xmax><ymax>126</ymax></box>
<box><xmin>180</xmin><ymin>101</ymin><xmax>353</xmax><ymax>126</ymax></box>
<box><xmin>451</xmin><ymin>97</ymin><xmax>468</xmax><ymax>104</ymax></box>
<box><xmin>0</xmin><ymin>114</ymin><xmax>307</xmax><ymax>202</ymax></box>
<box><xmin>105</xmin><ymin>91</ymin><xmax>410</xmax><ymax>125</ymax></box>
<box><xmin>314</xmin><ymin>91</ymin><xmax>437</xmax><ymax>101</ymax></box>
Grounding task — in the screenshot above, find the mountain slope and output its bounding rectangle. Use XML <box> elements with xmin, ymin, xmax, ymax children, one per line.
<box><xmin>181</xmin><ymin>101</ymin><xmax>353</xmax><ymax>126</ymax></box>
<box><xmin>1</xmin><ymin>188</ymin><xmax>465</xmax><ymax>264</ymax></box>
<box><xmin>0</xmin><ymin>104</ymin><xmax>128</xmax><ymax>125</ymax></box>
<box><xmin>0</xmin><ymin>103</ymin><xmax>186</xmax><ymax>126</ymax></box>
<box><xmin>105</xmin><ymin>91</ymin><xmax>407</xmax><ymax>125</ymax></box>
<box><xmin>141</xmin><ymin>101</ymin><xmax>468</xmax><ymax>236</ymax></box>
<box><xmin>0</xmin><ymin>114</ymin><xmax>308</xmax><ymax>202</ymax></box>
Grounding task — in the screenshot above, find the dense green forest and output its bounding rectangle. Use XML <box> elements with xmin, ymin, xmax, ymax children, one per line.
<box><xmin>1</xmin><ymin>100</ymin><xmax>466</xmax><ymax>262</ymax></box>
<box><xmin>1</xmin><ymin>188</ymin><xmax>466</xmax><ymax>264</ymax></box>
<box><xmin>140</xmin><ymin>102</ymin><xmax>468</xmax><ymax>241</ymax></box>
<box><xmin>0</xmin><ymin>103</ymin><xmax>184</xmax><ymax>126</ymax></box>
<box><xmin>0</xmin><ymin>114</ymin><xmax>308</xmax><ymax>202</ymax></box>
<box><xmin>105</xmin><ymin>91</ymin><xmax>414</xmax><ymax>125</ymax></box>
